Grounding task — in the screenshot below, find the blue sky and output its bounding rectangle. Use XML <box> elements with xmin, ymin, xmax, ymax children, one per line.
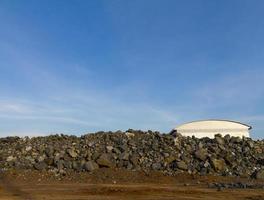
<box><xmin>0</xmin><ymin>0</ymin><xmax>264</xmax><ymax>138</ymax></box>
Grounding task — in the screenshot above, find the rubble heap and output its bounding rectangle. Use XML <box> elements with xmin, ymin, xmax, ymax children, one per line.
<box><xmin>0</xmin><ymin>130</ymin><xmax>263</xmax><ymax>179</ymax></box>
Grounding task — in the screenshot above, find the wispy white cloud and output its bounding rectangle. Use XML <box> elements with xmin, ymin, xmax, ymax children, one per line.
<box><xmin>239</xmin><ymin>115</ymin><xmax>264</xmax><ymax>122</ymax></box>
<box><xmin>0</xmin><ymin>86</ymin><xmax>181</xmax><ymax>136</ymax></box>
<box><xmin>193</xmin><ymin>69</ymin><xmax>264</xmax><ymax>107</ymax></box>
<box><xmin>1</xmin><ymin>11</ymin><xmax>263</xmax><ymax>138</ymax></box>
<box><xmin>0</xmin><ymin>102</ymin><xmax>30</xmax><ymax>113</ymax></box>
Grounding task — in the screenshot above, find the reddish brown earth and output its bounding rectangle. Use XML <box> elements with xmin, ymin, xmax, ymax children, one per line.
<box><xmin>0</xmin><ymin>169</ymin><xmax>264</xmax><ymax>200</ymax></box>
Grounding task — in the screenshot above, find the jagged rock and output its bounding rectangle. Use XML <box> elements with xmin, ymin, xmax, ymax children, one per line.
<box><xmin>152</xmin><ymin>163</ymin><xmax>162</xmax><ymax>170</ymax></box>
<box><xmin>45</xmin><ymin>146</ymin><xmax>54</xmax><ymax>157</ymax></box>
<box><xmin>211</xmin><ymin>159</ymin><xmax>226</xmax><ymax>172</ymax></box>
<box><xmin>177</xmin><ymin>161</ymin><xmax>188</xmax><ymax>170</ymax></box>
<box><xmin>34</xmin><ymin>161</ymin><xmax>47</xmax><ymax>170</ymax></box>
<box><xmin>72</xmin><ymin>161</ymin><xmax>82</xmax><ymax>171</ymax></box>
<box><xmin>0</xmin><ymin>130</ymin><xmax>263</xmax><ymax>178</ymax></box>
<box><xmin>67</xmin><ymin>148</ymin><xmax>78</xmax><ymax>158</ymax></box>
<box><xmin>106</xmin><ymin>146</ymin><xmax>113</xmax><ymax>152</ymax></box>
<box><xmin>195</xmin><ymin>149</ymin><xmax>208</xmax><ymax>161</ymax></box>
<box><xmin>56</xmin><ymin>160</ymin><xmax>65</xmax><ymax>171</ymax></box>
<box><xmin>6</xmin><ymin>156</ymin><xmax>16</xmax><ymax>162</ymax></box>
<box><xmin>25</xmin><ymin>146</ymin><xmax>32</xmax><ymax>152</ymax></box>
<box><xmin>84</xmin><ymin>161</ymin><xmax>99</xmax><ymax>171</ymax></box>
<box><xmin>215</xmin><ymin>136</ymin><xmax>225</xmax><ymax>145</ymax></box>
<box><xmin>120</xmin><ymin>152</ymin><xmax>130</xmax><ymax>161</ymax></box>
<box><xmin>96</xmin><ymin>153</ymin><xmax>116</xmax><ymax>168</ymax></box>
<box><xmin>254</xmin><ymin>169</ymin><xmax>264</xmax><ymax>179</ymax></box>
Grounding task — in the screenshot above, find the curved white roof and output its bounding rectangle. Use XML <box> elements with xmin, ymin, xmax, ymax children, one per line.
<box><xmin>175</xmin><ymin>119</ymin><xmax>252</xmax><ymax>130</ymax></box>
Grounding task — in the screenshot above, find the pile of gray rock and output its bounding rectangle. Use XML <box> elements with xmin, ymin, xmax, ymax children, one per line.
<box><xmin>0</xmin><ymin>130</ymin><xmax>263</xmax><ymax>179</ymax></box>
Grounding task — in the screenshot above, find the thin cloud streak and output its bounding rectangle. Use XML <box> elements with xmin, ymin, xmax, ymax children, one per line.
<box><xmin>0</xmin><ymin>103</ymin><xmax>30</xmax><ymax>113</ymax></box>
<box><xmin>193</xmin><ymin>69</ymin><xmax>264</xmax><ymax>107</ymax></box>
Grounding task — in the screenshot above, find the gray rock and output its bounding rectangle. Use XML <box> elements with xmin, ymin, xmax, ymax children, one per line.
<box><xmin>72</xmin><ymin>161</ymin><xmax>83</xmax><ymax>171</ymax></box>
<box><xmin>120</xmin><ymin>152</ymin><xmax>130</xmax><ymax>161</ymax></box>
<box><xmin>45</xmin><ymin>146</ymin><xmax>54</xmax><ymax>157</ymax></box>
<box><xmin>84</xmin><ymin>161</ymin><xmax>99</xmax><ymax>171</ymax></box>
<box><xmin>177</xmin><ymin>161</ymin><xmax>188</xmax><ymax>170</ymax></box>
<box><xmin>67</xmin><ymin>148</ymin><xmax>78</xmax><ymax>158</ymax></box>
<box><xmin>152</xmin><ymin>163</ymin><xmax>162</xmax><ymax>170</ymax></box>
<box><xmin>44</xmin><ymin>157</ymin><xmax>54</xmax><ymax>166</ymax></box>
<box><xmin>0</xmin><ymin>130</ymin><xmax>263</xmax><ymax>179</ymax></box>
<box><xmin>6</xmin><ymin>156</ymin><xmax>16</xmax><ymax>162</ymax></box>
<box><xmin>211</xmin><ymin>159</ymin><xmax>226</xmax><ymax>172</ymax></box>
<box><xmin>56</xmin><ymin>160</ymin><xmax>65</xmax><ymax>171</ymax></box>
<box><xmin>215</xmin><ymin>136</ymin><xmax>225</xmax><ymax>145</ymax></box>
<box><xmin>25</xmin><ymin>146</ymin><xmax>32</xmax><ymax>152</ymax></box>
<box><xmin>96</xmin><ymin>153</ymin><xmax>116</xmax><ymax>168</ymax></box>
<box><xmin>255</xmin><ymin>169</ymin><xmax>264</xmax><ymax>179</ymax></box>
<box><xmin>195</xmin><ymin>149</ymin><xmax>208</xmax><ymax>161</ymax></box>
<box><xmin>34</xmin><ymin>161</ymin><xmax>47</xmax><ymax>170</ymax></box>
<box><xmin>106</xmin><ymin>146</ymin><xmax>113</xmax><ymax>152</ymax></box>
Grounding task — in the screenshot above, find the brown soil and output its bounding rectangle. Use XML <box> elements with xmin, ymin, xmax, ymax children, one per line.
<box><xmin>0</xmin><ymin>169</ymin><xmax>264</xmax><ymax>200</ymax></box>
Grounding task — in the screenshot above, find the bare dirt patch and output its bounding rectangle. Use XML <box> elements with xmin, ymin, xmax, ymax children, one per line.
<box><xmin>0</xmin><ymin>169</ymin><xmax>263</xmax><ymax>200</ymax></box>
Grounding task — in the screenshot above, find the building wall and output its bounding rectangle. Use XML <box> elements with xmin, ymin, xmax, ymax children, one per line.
<box><xmin>175</xmin><ymin>120</ymin><xmax>250</xmax><ymax>138</ymax></box>
<box><xmin>176</xmin><ymin>130</ymin><xmax>249</xmax><ymax>138</ymax></box>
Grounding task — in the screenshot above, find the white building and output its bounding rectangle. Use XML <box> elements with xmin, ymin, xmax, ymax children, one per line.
<box><xmin>171</xmin><ymin>119</ymin><xmax>251</xmax><ymax>138</ymax></box>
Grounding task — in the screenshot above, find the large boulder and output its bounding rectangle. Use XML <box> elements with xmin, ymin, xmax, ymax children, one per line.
<box><xmin>84</xmin><ymin>161</ymin><xmax>99</xmax><ymax>171</ymax></box>
<box><xmin>67</xmin><ymin>148</ymin><xmax>78</xmax><ymax>158</ymax></box>
<box><xmin>211</xmin><ymin>159</ymin><xmax>226</xmax><ymax>172</ymax></box>
<box><xmin>215</xmin><ymin>135</ymin><xmax>225</xmax><ymax>145</ymax></box>
<box><xmin>254</xmin><ymin>169</ymin><xmax>264</xmax><ymax>179</ymax></box>
<box><xmin>195</xmin><ymin>149</ymin><xmax>208</xmax><ymax>161</ymax></box>
<box><xmin>96</xmin><ymin>153</ymin><xmax>116</xmax><ymax>168</ymax></box>
<box><xmin>34</xmin><ymin>161</ymin><xmax>47</xmax><ymax>170</ymax></box>
<box><xmin>176</xmin><ymin>161</ymin><xmax>188</xmax><ymax>170</ymax></box>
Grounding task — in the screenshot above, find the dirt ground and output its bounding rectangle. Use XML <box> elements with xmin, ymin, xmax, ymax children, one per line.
<box><xmin>0</xmin><ymin>169</ymin><xmax>264</xmax><ymax>200</ymax></box>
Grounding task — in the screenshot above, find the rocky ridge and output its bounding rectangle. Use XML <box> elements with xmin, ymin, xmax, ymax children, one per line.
<box><xmin>0</xmin><ymin>130</ymin><xmax>263</xmax><ymax>179</ymax></box>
